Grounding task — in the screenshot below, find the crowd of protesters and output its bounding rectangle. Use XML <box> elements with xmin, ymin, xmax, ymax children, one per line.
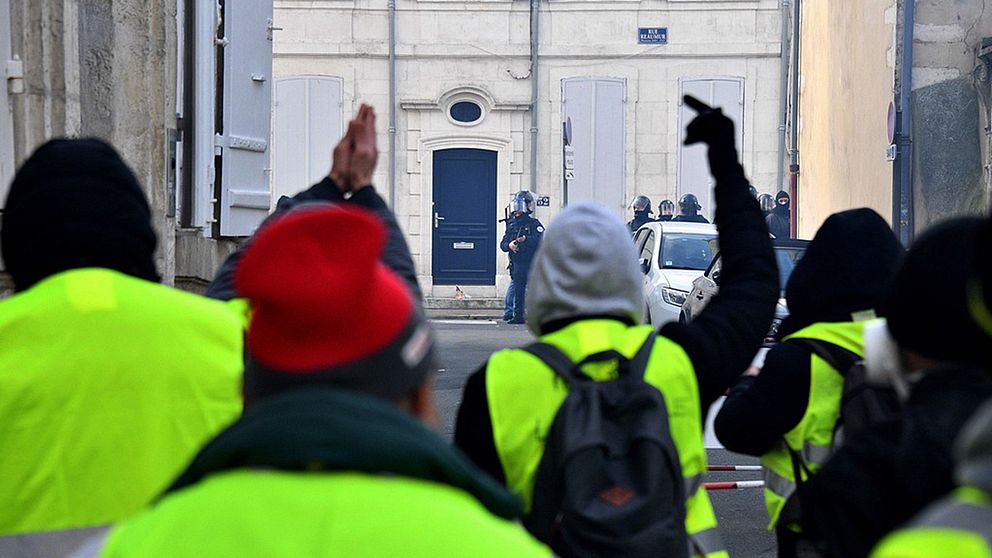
<box><xmin>0</xmin><ymin>95</ymin><xmax>988</xmax><ymax>558</ymax></box>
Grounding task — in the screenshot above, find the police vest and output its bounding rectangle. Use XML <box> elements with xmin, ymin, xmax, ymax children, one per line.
<box><xmin>486</xmin><ymin>319</ymin><xmax>727</xmax><ymax>558</ymax></box>
<box><xmin>760</xmin><ymin>321</ymin><xmax>866</xmax><ymax>530</ymax></box>
<box><xmin>870</xmin><ymin>486</ymin><xmax>992</xmax><ymax>558</ymax></box>
<box><xmin>99</xmin><ymin>470</ymin><xmax>551</xmax><ymax>557</ymax></box>
<box><xmin>0</xmin><ymin>268</ymin><xmax>244</xmax><ymax>534</ymax></box>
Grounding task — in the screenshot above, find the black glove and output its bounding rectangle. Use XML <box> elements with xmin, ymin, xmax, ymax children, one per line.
<box><xmin>683</xmin><ymin>95</ymin><xmax>740</xmax><ymax>178</ymax></box>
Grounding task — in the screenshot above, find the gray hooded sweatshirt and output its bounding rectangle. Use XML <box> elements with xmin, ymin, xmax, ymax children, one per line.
<box><xmin>525</xmin><ymin>202</ymin><xmax>644</xmax><ymax>334</ymax></box>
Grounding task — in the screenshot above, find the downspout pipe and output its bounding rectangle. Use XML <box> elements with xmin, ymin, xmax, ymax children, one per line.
<box><xmin>788</xmin><ymin>0</ymin><xmax>801</xmax><ymax>238</ymax></box>
<box><xmin>893</xmin><ymin>0</ymin><xmax>915</xmax><ymax>245</ymax></box>
<box><xmin>388</xmin><ymin>0</ymin><xmax>397</xmax><ymax>208</ymax></box>
<box><xmin>776</xmin><ymin>0</ymin><xmax>791</xmax><ymax>194</ymax></box>
<box><xmin>529</xmin><ymin>0</ymin><xmax>539</xmax><ymax>193</ymax></box>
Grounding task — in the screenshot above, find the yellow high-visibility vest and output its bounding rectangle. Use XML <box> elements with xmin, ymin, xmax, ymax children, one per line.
<box><xmin>0</xmin><ymin>268</ymin><xmax>243</xmax><ymax>534</ymax></box>
<box><xmin>100</xmin><ymin>471</ymin><xmax>551</xmax><ymax>557</ymax></box>
<box><xmin>871</xmin><ymin>486</ymin><xmax>992</xmax><ymax>558</ymax></box>
<box><xmin>487</xmin><ymin>319</ymin><xmax>727</xmax><ymax>558</ymax></box>
<box><xmin>761</xmin><ymin>321</ymin><xmax>865</xmax><ymax>530</ymax></box>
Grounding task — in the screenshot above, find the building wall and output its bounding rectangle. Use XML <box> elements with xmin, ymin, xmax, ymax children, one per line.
<box><xmin>796</xmin><ymin>0</ymin><xmax>897</xmax><ymax>239</ymax></box>
<box><xmin>910</xmin><ymin>0</ymin><xmax>992</xmax><ymax>232</ymax></box>
<box><xmin>273</xmin><ymin>0</ymin><xmax>785</xmax><ymax>298</ymax></box>
<box><xmin>4</xmin><ymin>0</ymin><xmax>178</xmax><ymax>286</ymax></box>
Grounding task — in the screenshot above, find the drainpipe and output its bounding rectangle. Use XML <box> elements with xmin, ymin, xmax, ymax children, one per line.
<box><xmin>892</xmin><ymin>0</ymin><xmax>915</xmax><ymax>245</ymax></box>
<box><xmin>388</xmin><ymin>0</ymin><xmax>397</xmax><ymax>208</ymax></box>
<box><xmin>529</xmin><ymin>0</ymin><xmax>540</xmax><ymax>193</ymax></box>
<box><xmin>777</xmin><ymin>0</ymin><xmax>791</xmax><ymax>193</ymax></box>
<box><xmin>788</xmin><ymin>0</ymin><xmax>801</xmax><ymax>238</ymax></box>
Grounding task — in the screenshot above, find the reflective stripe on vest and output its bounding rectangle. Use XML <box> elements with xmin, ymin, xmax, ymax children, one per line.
<box><xmin>0</xmin><ymin>269</ymin><xmax>244</xmax><ymax>534</ymax></box>
<box><xmin>100</xmin><ymin>471</ymin><xmax>552</xmax><ymax>557</ymax></box>
<box><xmin>870</xmin><ymin>487</ymin><xmax>992</xmax><ymax>558</ymax></box>
<box><xmin>760</xmin><ymin>321</ymin><xmax>866</xmax><ymax>530</ymax></box>
<box><xmin>485</xmin><ymin>319</ymin><xmax>725</xmax><ymax>557</ymax></box>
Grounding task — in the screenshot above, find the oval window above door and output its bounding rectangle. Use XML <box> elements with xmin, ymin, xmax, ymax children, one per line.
<box><xmin>449</xmin><ymin>100</ymin><xmax>483</xmax><ymax>125</ymax></box>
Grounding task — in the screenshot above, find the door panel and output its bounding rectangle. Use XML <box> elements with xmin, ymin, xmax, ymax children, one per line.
<box><xmin>562</xmin><ymin>77</ymin><xmax>626</xmax><ymax>217</ymax></box>
<box><xmin>432</xmin><ymin>149</ymin><xmax>497</xmax><ymax>285</ymax></box>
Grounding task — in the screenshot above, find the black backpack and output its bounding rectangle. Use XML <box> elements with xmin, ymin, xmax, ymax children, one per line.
<box><xmin>520</xmin><ymin>335</ymin><xmax>689</xmax><ymax>558</ymax></box>
<box><xmin>788</xmin><ymin>338</ymin><xmax>902</xmax><ymax>449</ymax></box>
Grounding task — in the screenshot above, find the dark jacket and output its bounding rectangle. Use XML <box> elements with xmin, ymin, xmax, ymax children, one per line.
<box><xmin>455</xmin><ymin>142</ymin><xmax>778</xmax><ymax>484</ymax></box>
<box><xmin>800</xmin><ymin>367</ymin><xmax>992</xmax><ymax>558</ymax></box>
<box><xmin>627</xmin><ymin>211</ymin><xmax>655</xmax><ymax>232</ymax></box>
<box><xmin>206</xmin><ymin>178</ymin><xmax>421</xmax><ymax>305</ymax></box>
<box><xmin>500</xmin><ymin>214</ymin><xmax>544</xmax><ymax>273</ymax></box>
<box><xmin>715</xmin><ymin>209</ymin><xmax>902</xmax><ymax>456</ymax></box>
<box><xmin>766</xmin><ymin>206</ymin><xmax>791</xmax><ymax>239</ymax></box>
<box><xmin>672</xmin><ymin>213</ymin><xmax>710</xmax><ymax>224</ymax></box>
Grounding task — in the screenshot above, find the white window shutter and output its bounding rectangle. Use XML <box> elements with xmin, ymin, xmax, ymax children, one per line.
<box><xmin>562</xmin><ymin>77</ymin><xmax>627</xmax><ymax>217</ymax></box>
<box><xmin>218</xmin><ymin>0</ymin><xmax>274</xmax><ymax>236</ymax></box>
<box><xmin>678</xmin><ymin>77</ymin><xmax>745</xmax><ymax>220</ymax></box>
<box><xmin>272</xmin><ymin>76</ymin><xmax>344</xmax><ymax>207</ymax></box>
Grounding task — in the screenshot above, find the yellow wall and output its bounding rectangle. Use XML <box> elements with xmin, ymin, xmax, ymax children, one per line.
<box><xmin>796</xmin><ymin>1</ymin><xmax>896</xmax><ymax>238</ymax></box>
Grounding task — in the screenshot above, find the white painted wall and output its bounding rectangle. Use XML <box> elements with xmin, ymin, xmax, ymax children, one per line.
<box><xmin>272</xmin><ymin>0</ymin><xmax>784</xmax><ymax>297</ymax></box>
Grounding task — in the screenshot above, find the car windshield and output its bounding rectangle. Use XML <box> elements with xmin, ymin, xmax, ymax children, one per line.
<box><xmin>775</xmin><ymin>246</ymin><xmax>806</xmax><ymax>291</ymax></box>
<box><xmin>660</xmin><ymin>233</ymin><xmax>717</xmax><ymax>270</ymax></box>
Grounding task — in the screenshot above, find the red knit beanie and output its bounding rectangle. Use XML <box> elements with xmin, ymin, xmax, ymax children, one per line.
<box><xmin>235</xmin><ymin>204</ymin><xmax>434</xmax><ymax>401</ymax></box>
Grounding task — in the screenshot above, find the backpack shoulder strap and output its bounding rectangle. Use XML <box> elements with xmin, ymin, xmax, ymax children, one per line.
<box><xmin>521</xmin><ymin>333</ymin><xmax>658</xmax><ymax>385</ymax></box>
<box><xmin>521</xmin><ymin>342</ymin><xmax>582</xmax><ymax>386</ymax></box>
<box><xmin>787</xmin><ymin>337</ymin><xmax>861</xmax><ymax>376</ymax></box>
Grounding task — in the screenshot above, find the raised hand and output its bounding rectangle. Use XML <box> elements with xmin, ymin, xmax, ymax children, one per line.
<box><xmin>683</xmin><ymin>94</ymin><xmax>739</xmax><ymax>177</ymax></box>
<box><xmin>329</xmin><ymin>120</ymin><xmax>358</xmax><ymax>193</ymax></box>
<box><xmin>349</xmin><ymin>104</ymin><xmax>378</xmax><ymax>190</ymax></box>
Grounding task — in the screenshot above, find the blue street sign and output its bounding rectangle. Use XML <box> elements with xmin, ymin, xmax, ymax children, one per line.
<box><xmin>638</xmin><ymin>27</ymin><xmax>668</xmax><ymax>45</ymax></box>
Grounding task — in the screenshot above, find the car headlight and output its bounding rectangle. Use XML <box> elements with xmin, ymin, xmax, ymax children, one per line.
<box><xmin>662</xmin><ymin>287</ymin><xmax>689</xmax><ymax>307</ymax></box>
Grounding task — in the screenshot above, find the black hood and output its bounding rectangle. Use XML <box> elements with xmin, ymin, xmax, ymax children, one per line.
<box><xmin>1</xmin><ymin>138</ymin><xmax>159</xmax><ymax>291</ymax></box>
<box><xmin>881</xmin><ymin>217</ymin><xmax>992</xmax><ymax>368</ymax></box>
<box><xmin>779</xmin><ymin>208</ymin><xmax>902</xmax><ymax>336</ymax></box>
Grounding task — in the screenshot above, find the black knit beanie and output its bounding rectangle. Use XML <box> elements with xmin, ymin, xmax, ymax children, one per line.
<box><xmin>881</xmin><ymin>217</ymin><xmax>992</xmax><ymax>368</ymax></box>
<box><xmin>1</xmin><ymin>138</ymin><xmax>159</xmax><ymax>291</ymax></box>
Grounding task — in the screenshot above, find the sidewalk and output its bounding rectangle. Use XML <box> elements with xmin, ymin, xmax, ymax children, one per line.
<box><xmin>425</xmin><ymin>297</ymin><xmax>505</xmax><ymax>320</ymax></box>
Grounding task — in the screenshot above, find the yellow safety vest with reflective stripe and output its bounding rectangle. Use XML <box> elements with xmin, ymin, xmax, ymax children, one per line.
<box><xmin>870</xmin><ymin>486</ymin><xmax>992</xmax><ymax>558</ymax></box>
<box><xmin>99</xmin><ymin>470</ymin><xmax>551</xmax><ymax>557</ymax></box>
<box><xmin>486</xmin><ymin>319</ymin><xmax>727</xmax><ymax>558</ymax></box>
<box><xmin>760</xmin><ymin>321</ymin><xmax>866</xmax><ymax>530</ymax></box>
<box><xmin>0</xmin><ymin>268</ymin><xmax>244</xmax><ymax>534</ymax></box>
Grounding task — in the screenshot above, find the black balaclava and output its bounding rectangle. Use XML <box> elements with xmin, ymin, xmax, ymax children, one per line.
<box><xmin>1</xmin><ymin>138</ymin><xmax>159</xmax><ymax>291</ymax></box>
<box><xmin>774</xmin><ymin>190</ymin><xmax>791</xmax><ymax>217</ymax></box>
<box><xmin>779</xmin><ymin>208</ymin><xmax>902</xmax><ymax>337</ymax></box>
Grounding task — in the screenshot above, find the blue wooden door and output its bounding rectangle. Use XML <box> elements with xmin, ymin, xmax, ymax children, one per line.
<box><xmin>432</xmin><ymin>149</ymin><xmax>497</xmax><ymax>285</ymax></box>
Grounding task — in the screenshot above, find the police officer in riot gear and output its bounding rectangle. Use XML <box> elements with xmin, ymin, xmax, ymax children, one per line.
<box><xmin>758</xmin><ymin>193</ymin><xmax>776</xmax><ymax>217</ymax></box>
<box><xmin>627</xmin><ymin>195</ymin><xmax>655</xmax><ymax>233</ymax></box>
<box><xmin>658</xmin><ymin>199</ymin><xmax>676</xmax><ymax>222</ymax></box>
<box><xmin>673</xmin><ymin>193</ymin><xmax>710</xmax><ymax>223</ymax></box>
<box><xmin>500</xmin><ymin>191</ymin><xmax>544</xmax><ymax>324</ymax></box>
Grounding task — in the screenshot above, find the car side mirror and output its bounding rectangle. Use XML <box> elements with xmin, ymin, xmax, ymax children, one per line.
<box><xmin>639</xmin><ymin>258</ymin><xmax>650</xmax><ymax>275</ymax></box>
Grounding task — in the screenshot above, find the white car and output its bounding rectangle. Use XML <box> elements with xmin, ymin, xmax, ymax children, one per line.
<box><xmin>633</xmin><ymin>221</ymin><xmax>719</xmax><ymax>327</ymax></box>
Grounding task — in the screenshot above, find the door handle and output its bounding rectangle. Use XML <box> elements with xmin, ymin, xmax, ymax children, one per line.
<box><xmin>434</xmin><ymin>212</ymin><xmax>446</xmax><ymax>229</ymax></box>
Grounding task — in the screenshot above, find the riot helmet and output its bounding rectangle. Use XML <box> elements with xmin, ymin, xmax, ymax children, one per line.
<box><xmin>748</xmin><ymin>185</ymin><xmax>758</xmax><ymax>198</ymax></box>
<box><xmin>630</xmin><ymin>195</ymin><xmax>653</xmax><ymax>213</ymax></box>
<box><xmin>659</xmin><ymin>199</ymin><xmax>675</xmax><ymax>216</ymax></box>
<box><xmin>511</xmin><ymin>191</ymin><xmax>535</xmax><ymax>214</ymax></box>
<box><xmin>679</xmin><ymin>193</ymin><xmax>702</xmax><ymax>214</ymax></box>
<box><xmin>758</xmin><ymin>193</ymin><xmax>775</xmax><ymax>213</ymax></box>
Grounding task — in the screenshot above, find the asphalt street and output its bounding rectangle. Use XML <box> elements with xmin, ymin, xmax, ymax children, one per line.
<box><xmin>431</xmin><ymin>319</ymin><xmax>776</xmax><ymax>558</ymax></box>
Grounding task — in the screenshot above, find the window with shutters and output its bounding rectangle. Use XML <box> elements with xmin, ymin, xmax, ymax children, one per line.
<box><xmin>677</xmin><ymin>77</ymin><xmax>745</xmax><ymax>222</ymax></box>
<box><xmin>272</xmin><ymin>76</ymin><xmax>344</xmax><ymax>206</ymax></box>
<box><xmin>178</xmin><ymin>0</ymin><xmax>274</xmax><ymax>238</ymax></box>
